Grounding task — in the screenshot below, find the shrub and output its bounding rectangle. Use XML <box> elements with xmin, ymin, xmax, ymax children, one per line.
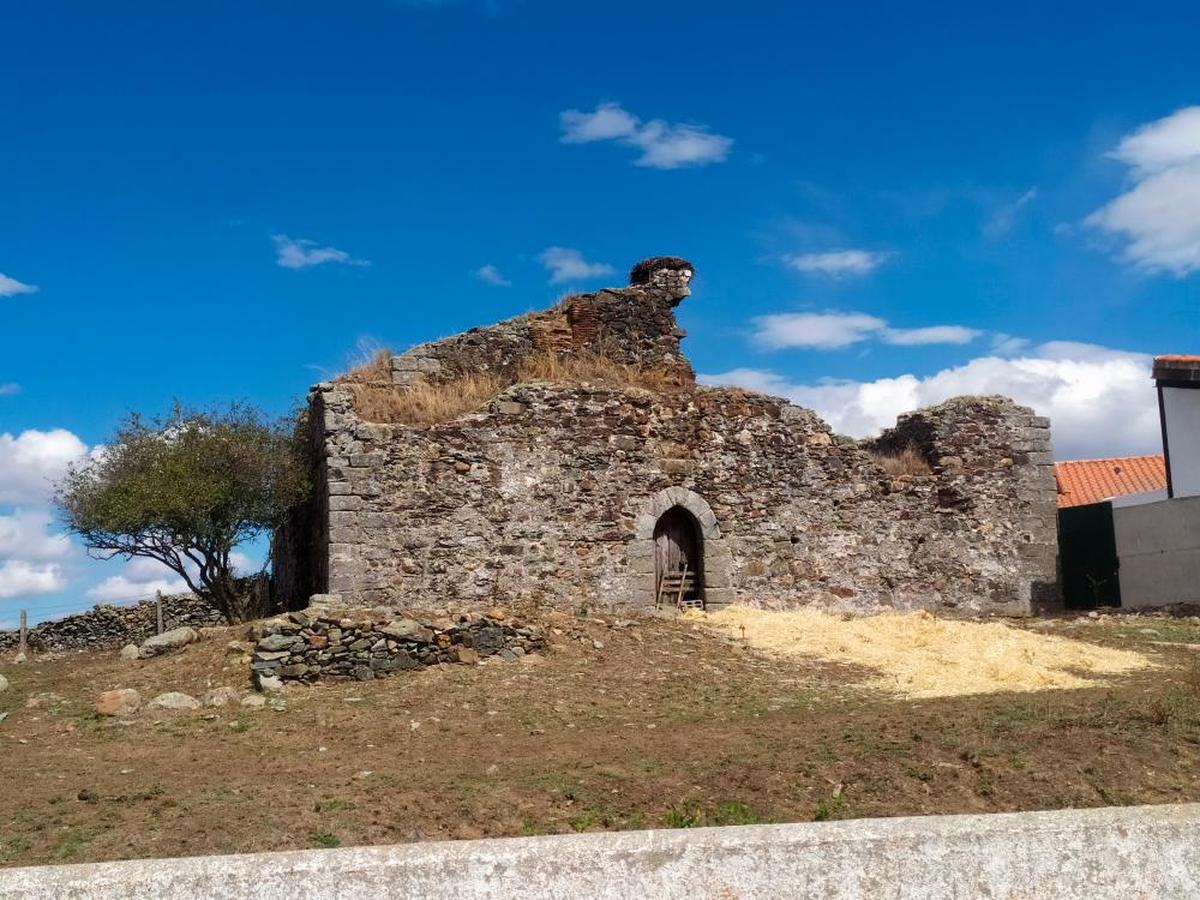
<box><xmin>56</xmin><ymin>404</ymin><xmax>309</xmax><ymax>624</ymax></box>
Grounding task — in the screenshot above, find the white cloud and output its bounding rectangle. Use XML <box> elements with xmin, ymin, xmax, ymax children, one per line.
<box><xmin>881</xmin><ymin>325</ymin><xmax>983</xmax><ymax>346</ymax></box>
<box><xmin>559</xmin><ymin>102</ymin><xmax>733</xmax><ymax>169</ymax></box>
<box><xmin>752</xmin><ymin>312</ymin><xmax>981</xmax><ymax>351</ymax></box>
<box><xmin>0</xmin><ymin>383</ymin><xmax>19</xmax><ymax>396</ymax></box>
<box><xmin>537</xmin><ymin>247</ymin><xmax>615</xmax><ymax>284</ymax></box>
<box><xmin>0</xmin><ymin>510</ymin><xmax>71</xmax><ymax>562</ymax></box>
<box><xmin>753</xmin><ymin>312</ymin><xmax>886</xmax><ymax>349</ymax></box>
<box><xmin>86</xmin><ymin>556</ymin><xmax>187</xmax><ymax>603</ymax></box>
<box><xmin>700</xmin><ymin>341</ymin><xmax>1158</xmax><ymax>460</ymax></box>
<box><xmin>0</xmin><ymin>560</ymin><xmax>66</xmax><ymax>600</ymax></box>
<box><xmin>783</xmin><ymin>250</ymin><xmax>894</xmax><ymax>277</ymax></box>
<box><xmin>983</xmin><ymin>188</ymin><xmax>1038</xmax><ymax>239</ymax></box>
<box><xmin>1087</xmin><ymin>106</ymin><xmax>1200</xmax><ymax>276</ymax></box>
<box><xmin>273</xmin><ymin>235</ymin><xmax>369</xmax><ymax>270</ymax></box>
<box><xmin>0</xmin><ymin>429</ymin><xmax>89</xmax><ymax>505</ymax></box>
<box><xmin>475</xmin><ymin>264</ymin><xmax>511</xmax><ymax>286</ymax></box>
<box><xmin>0</xmin><ymin>273</ymin><xmax>38</xmax><ymax>297</ymax></box>
<box><xmin>87</xmin><ymin>574</ymin><xmax>187</xmax><ymax>603</ymax></box>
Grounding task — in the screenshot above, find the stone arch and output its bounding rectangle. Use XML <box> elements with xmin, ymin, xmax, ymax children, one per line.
<box><xmin>629</xmin><ymin>487</ymin><xmax>733</xmax><ymax>609</ymax></box>
<box><xmin>633</xmin><ymin>487</ymin><xmax>721</xmax><ymax>541</ymax></box>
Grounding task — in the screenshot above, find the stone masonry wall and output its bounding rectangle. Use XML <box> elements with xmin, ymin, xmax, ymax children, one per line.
<box><xmin>285</xmin><ymin>382</ymin><xmax>1057</xmax><ymax>616</ymax></box>
<box><xmin>251</xmin><ymin>605</ymin><xmax>546</xmax><ymax>683</ymax></box>
<box><xmin>390</xmin><ymin>260</ymin><xmax>695</xmax><ymax>388</ymax></box>
<box><xmin>0</xmin><ymin>594</ymin><xmax>223</xmax><ymax>652</ymax></box>
<box><xmin>274</xmin><ymin>258</ymin><xmax>1059</xmax><ymax>617</ymax></box>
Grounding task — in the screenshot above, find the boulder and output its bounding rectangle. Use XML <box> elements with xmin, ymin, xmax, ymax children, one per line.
<box><xmin>203</xmin><ymin>686</ymin><xmax>241</xmax><ymax>707</ymax></box>
<box><xmin>119</xmin><ymin>644</ymin><xmax>140</xmax><ymax>661</ymax></box>
<box><xmin>0</xmin><ymin>674</ymin><xmax>8</xmax><ymax>693</ymax></box>
<box><xmin>138</xmin><ymin>627</ymin><xmax>198</xmax><ymax>659</ymax></box>
<box><xmin>241</xmin><ymin>694</ymin><xmax>267</xmax><ymax>708</ymax></box>
<box><xmin>95</xmin><ymin>689</ymin><xmax>141</xmax><ymax>716</ymax></box>
<box><xmin>148</xmin><ymin>691</ymin><xmax>201</xmax><ymax>711</ymax></box>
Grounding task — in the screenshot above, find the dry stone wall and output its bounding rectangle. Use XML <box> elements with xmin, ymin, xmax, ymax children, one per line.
<box><xmin>275</xmin><ymin>258</ymin><xmax>1059</xmax><ymax>618</ymax></box>
<box><xmin>250</xmin><ymin>605</ymin><xmax>546</xmax><ymax>683</ymax></box>
<box><xmin>0</xmin><ymin>594</ymin><xmax>223</xmax><ymax>652</ymax></box>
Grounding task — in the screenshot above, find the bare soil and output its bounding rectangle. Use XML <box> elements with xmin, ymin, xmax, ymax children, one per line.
<box><xmin>3</xmin><ymin>610</ymin><xmax>1200</xmax><ymax>868</ymax></box>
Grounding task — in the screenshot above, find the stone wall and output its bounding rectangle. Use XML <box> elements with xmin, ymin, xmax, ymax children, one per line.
<box><xmin>390</xmin><ymin>258</ymin><xmax>695</xmax><ymax>388</ymax></box>
<box><xmin>0</xmin><ymin>594</ymin><xmax>223</xmax><ymax>652</ymax></box>
<box><xmin>275</xmin><ymin>258</ymin><xmax>1059</xmax><ymax>617</ymax></box>
<box><xmin>251</xmin><ymin>605</ymin><xmax>546</xmax><ymax>683</ymax></box>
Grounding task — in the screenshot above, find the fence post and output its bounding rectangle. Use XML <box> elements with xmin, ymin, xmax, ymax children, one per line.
<box><xmin>17</xmin><ymin>609</ymin><xmax>28</xmax><ymax>659</ymax></box>
<box><xmin>155</xmin><ymin>591</ymin><xmax>164</xmax><ymax>635</ymax></box>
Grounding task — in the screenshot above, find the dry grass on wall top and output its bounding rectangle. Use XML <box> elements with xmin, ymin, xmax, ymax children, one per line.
<box><xmin>350</xmin><ymin>373</ymin><xmax>506</xmax><ymax>426</ymax></box>
<box><xmin>348</xmin><ymin>352</ymin><xmax>692</xmax><ymax>425</ymax></box>
<box><xmin>870</xmin><ymin>444</ymin><xmax>932</xmax><ymax>477</ymax></box>
<box><xmin>514</xmin><ymin>352</ymin><xmax>691</xmax><ymax>395</ymax></box>
<box><xmin>686</xmin><ymin>606</ymin><xmax>1155</xmax><ymax>699</ymax></box>
<box><xmin>335</xmin><ymin>347</ymin><xmax>393</xmax><ymax>385</ymax></box>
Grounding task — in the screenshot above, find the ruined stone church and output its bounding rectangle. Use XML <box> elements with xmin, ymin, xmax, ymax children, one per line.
<box><xmin>276</xmin><ymin>257</ymin><xmax>1058</xmax><ymax>616</ymax></box>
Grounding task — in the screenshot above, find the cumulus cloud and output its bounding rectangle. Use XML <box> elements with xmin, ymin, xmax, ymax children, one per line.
<box><xmin>1087</xmin><ymin>106</ymin><xmax>1200</xmax><ymax>275</ymax></box>
<box><xmin>537</xmin><ymin>247</ymin><xmax>615</xmax><ymax>284</ymax></box>
<box><xmin>0</xmin><ymin>510</ymin><xmax>71</xmax><ymax>562</ymax></box>
<box><xmin>752</xmin><ymin>312</ymin><xmax>982</xmax><ymax>351</ymax></box>
<box><xmin>0</xmin><ymin>560</ymin><xmax>66</xmax><ymax>600</ymax></box>
<box><xmin>0</xmin><ymin>429</ymin><xmax>89</xmax><ymax>505</ymax></box>
<box><xmin>0</xmin><ymin>273</ymin><xmax>37</xmax><ymax>297</ymax></box>
<box><xmin>700</xmin><ymin>342</ymin><xmax>1158</xmax><ymax>460</ymax></box>
<box><xmin>560</xmin><ymin>102</ymin><xmax>733</xmax><ymax>169</ymax></box>
<box><xmin>273</xmin><ymin>235</ymin><xmax>369</xmax><ymax>270</ymax></box>
<box><xmin>86</xmin><ymin>557</ymin><xmax>186</xmax><ymax>603</ymax></box>
<box><xmin>783</xmin><ymin>250</ymin><xmax>894</xmax><ymax>277</ymax></box>
<box><xmin>475</xmin><ymin>264</ymin><xmax>511</xmax><ymax>286</ymax></box>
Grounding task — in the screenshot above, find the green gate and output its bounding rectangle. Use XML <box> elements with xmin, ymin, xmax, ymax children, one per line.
<box><xmin>1058</xmin><ymin>501</ymin><xmax>1121</xmax><ymax>609</ymax></box>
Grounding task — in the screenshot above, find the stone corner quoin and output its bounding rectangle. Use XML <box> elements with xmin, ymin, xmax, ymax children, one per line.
<box><xmin>273</xmin><ymin>256</ymin><xmax>1059</xmax><ymax>618</ymax></box>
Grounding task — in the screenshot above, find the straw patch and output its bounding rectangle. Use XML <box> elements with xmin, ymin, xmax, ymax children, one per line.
<box><xmin>686</xmin><ymin>606</ymin><xmax>1155</xmax><ymax>698</ymax></box>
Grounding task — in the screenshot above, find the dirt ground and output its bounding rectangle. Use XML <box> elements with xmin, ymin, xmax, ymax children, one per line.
<box><xmin>3</xmin><ymin>609</ymin><xmax>1200</xmax><ymax>868</ymax></box>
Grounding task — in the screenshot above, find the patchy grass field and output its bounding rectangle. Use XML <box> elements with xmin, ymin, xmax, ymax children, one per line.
<box><xmin>3</xmin><ymin>608</ymin><xmax>1200</xmax><ymax>868</ymax></box>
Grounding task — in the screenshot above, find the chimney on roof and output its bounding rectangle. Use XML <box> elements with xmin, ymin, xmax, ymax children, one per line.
<box><xmin>1153</xmin><ymin>355</ymin><xmax>1200</xmax><ymax>498</ymax></box>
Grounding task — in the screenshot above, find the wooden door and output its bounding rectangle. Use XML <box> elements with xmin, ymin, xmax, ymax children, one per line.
<box><xmin>654</xmin><ymin>507</ymin><xmax>703</xmax><ymax>605</ymax></box>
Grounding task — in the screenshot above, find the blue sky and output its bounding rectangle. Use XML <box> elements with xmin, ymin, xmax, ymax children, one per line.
<box><xmin>3</xmin><ymin>0</ymin><xmax>1199</xmax><ymax>625</ymax></box>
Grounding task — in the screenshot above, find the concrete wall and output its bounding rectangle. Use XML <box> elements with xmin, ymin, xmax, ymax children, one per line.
<box><xmin>1162</xmin><ymin>385</ymin><xmax>1200</xmax><ymax>498</ymax></box>
<box><xmin>2</xmin><ymin>804</ymin><xmax>1199</xmax><ymax>899</ymax></box>
<box><xmin>1115</xmin><ymin>495</ymin><xmax>1200</xmax><ymax>607</ymax></box>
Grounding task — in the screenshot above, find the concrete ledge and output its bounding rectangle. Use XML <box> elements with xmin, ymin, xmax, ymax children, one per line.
<box><xmin>2</xmin><ymin>804</ymin><xmax>1199</xmax><ymax>898</ymax></box>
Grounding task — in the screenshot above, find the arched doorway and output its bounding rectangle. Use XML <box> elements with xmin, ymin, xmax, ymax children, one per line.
<box><xmin>654</xmin><ymin>506</ymin><xmax>704</xmax><ymax>609</ymax></box>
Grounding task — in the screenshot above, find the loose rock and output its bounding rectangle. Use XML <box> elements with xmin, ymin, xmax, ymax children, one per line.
<box><xmin>148</xmin><ymin>692</ymin><xmax>201</xmax><ymax>711</ymax></box>
<box><xmin>203</xmin><ymin>686</ymin><xmax>241</xmax><ymax>707</ymax></box>
<box><xmin>119</xmin><ymin>643</ymin><xmax>140</xmax><ymax>661</ymax></box>
<box><xmin>95</xmin><ymin>689</ymin><xmax>141</xmax><ymax>717</ymax></box>
<box><xmin>138</xmin><ymin>626</ymin><xmax>199</xmax><ymax>659</ymax></box>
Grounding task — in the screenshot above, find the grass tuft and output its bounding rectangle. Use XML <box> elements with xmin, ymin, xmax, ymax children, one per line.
<box><xmin>870</xmin><ymin>444</ymin><xmax>932</xmax><ymax>477</ymax></box>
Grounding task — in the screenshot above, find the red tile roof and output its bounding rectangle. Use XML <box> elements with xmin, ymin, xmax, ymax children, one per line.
<box><xmin>1054</xmin><ymin>455</ymin><xmax>1167</xmax><ymax>508</ymax></box>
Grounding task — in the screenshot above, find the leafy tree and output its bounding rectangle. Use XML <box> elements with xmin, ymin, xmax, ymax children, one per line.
<box><xmin>57</xmin><ymin>404</ymin><xmax>309</xmax><ymax>623</ymax></box>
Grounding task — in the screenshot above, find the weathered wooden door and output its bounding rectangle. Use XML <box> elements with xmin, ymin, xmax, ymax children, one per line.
<box><xmin>654</xmin><ymin>506</ymin><xmax>703</xmax><ymax>606</ymax></box>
